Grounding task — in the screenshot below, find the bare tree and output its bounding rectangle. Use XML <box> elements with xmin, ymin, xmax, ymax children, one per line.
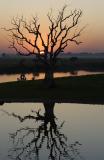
<box><xmin>4</xmin><ymin>5</ymin><xmax>84</xmax><ymax>87</ymax></box>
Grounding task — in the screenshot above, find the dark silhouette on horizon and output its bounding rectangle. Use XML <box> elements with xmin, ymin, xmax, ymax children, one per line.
<box><xmin>17</xmin><ymin>73</ymin><xmax>27</xmax><ymax>81</ymax></box>
<box><xmin>1</xmin><ymin>103</ymin><xmax>83</xmax><ymax>160</ymax></box>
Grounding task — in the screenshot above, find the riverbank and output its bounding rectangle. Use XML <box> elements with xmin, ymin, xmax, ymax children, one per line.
<box><xmin>0</xmin><ymin>74</ymin><xmax>104</xmax><ymax>104</ymax></box>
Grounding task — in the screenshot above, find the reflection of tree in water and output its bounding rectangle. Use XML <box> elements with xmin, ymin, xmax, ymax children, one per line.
<box><xmin>2</xmin><ymin>103</ymin><xmax>83</xmax><ymax>160</ymax></box>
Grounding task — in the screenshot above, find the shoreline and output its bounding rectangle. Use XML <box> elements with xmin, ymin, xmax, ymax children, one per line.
<box><xmin>0</xmin><ymin>98</ymin><xmax>104</xmax><ymax>105</ymax></box>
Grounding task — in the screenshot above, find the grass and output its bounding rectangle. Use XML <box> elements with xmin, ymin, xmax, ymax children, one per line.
<box><xmin>0</xmin><ymin>74</ymin><xmax>104</xmax><ymax>104</ymax></box>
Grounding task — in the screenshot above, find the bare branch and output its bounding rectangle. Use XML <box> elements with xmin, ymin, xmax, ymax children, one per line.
<box><xmin>3</xmin><ymin>4</ymin><xmax>84</xmax><ymax>71</ymax></box>
<box><xmin>46</xmin><ymin>5</ymin><xmax>83</xmax><ymax>60</ymax></box>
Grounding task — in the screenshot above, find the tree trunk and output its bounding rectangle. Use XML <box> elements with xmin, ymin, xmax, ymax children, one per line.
<box><xmin>43</xmin><ymin>102</ymin><xmax>56</xmax><ymax>134</ymax></box>
<box><xmin>43</xmin><ymin>102</ymin><xmax>55</xmax><ymax>118</ymax></box>
<box><xmin>44</xmin><ymin>66</ymin><xmax>55</xmax><ymax>88</ymax></box>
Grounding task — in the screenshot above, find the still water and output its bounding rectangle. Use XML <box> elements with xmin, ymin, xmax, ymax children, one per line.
<box><xmin>0</xmin><ymin>71</ymin><xmax>103</xmax><ymax>83</ymax></box>
<box><xmin>0</xmin><ymin>103</ymin><xmax>104</xmax><ymax>160</ymax></box>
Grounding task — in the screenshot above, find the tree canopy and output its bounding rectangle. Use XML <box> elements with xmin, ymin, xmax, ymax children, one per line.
<box><xmin>5</xmin><ymin>5</ymin><xmax>84</xmax><ymax>61</ymax></box>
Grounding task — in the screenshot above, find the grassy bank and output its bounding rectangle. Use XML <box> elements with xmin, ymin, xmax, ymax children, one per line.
<box><xmin>0</xmin><ymin>74</ymin><xmax>104</xmax><ymax>104</ymax></box>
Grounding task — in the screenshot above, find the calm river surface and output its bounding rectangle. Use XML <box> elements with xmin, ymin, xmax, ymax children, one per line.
<box><xmin>0</xmin><ymin>72</ymin><xmax>104</xmax><ymax>159</ymax></box>
<box><xmin>0</xmin><ymin>103</ymin><xmax>104</xmax><ymax>160</ymax></box>
<box><xmin>0</xmin><ymin>71</ymin><xmax>103</xmax><ymax>83</ymax></box>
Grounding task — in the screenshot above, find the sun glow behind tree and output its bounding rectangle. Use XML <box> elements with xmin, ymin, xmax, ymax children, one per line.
<box><xmin>3</xmin><ymin>5</ymin><xmax>84</xmax><ymax>87</ymax></box>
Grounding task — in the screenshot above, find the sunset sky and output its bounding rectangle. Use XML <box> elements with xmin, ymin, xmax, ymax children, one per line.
<box><xmin>0</xmin><ymin>0</ymin><xmax>104</xmax><ymax>53</ymax></box>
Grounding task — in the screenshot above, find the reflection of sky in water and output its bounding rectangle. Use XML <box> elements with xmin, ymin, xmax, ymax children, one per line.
<box><xmin>0</xmin><ymin>103</ymin><xmax>104</xmax><ymax>159</ymax></box>
<box><xmin>0</xmin><ymin>71</ymin><xmax>103</xmax><ymax>83</ymax></box>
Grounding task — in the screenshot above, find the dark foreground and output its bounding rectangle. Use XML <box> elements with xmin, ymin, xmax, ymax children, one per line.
<box><xmin>0</xmin><ymin>74</ymin><xmax>104</xmax><ymax>105</ymax></box>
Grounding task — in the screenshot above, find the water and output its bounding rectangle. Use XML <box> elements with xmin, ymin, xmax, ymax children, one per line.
<box><xmin>0</xmin><ymin>71</ymin><xmax>103</xmax><ymax>83</ymax></box>
<box><xmin>0</xmin><ymin>72</ymin><xmax>104</xmax><ymax>159</ymax></box>
<box><xmin>0</xmin><ymin>103</ymin><xmax>104</xmax><ymax>160</ymax></box>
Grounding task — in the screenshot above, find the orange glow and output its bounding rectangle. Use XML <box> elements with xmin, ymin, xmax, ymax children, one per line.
<box><xmin>0</xmin><ymin>0</ymin><xmax>104</xmax><ymax>53</ymax></box>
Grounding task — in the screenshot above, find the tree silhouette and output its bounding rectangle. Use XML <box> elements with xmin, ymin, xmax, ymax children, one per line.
<box><xmin>1</xmin><ymin>103</ymin><xmax>83</xmax><ymax>160</ymax></box>
<box><xmin>4</xmin><ymin>5</ymin><xmax>84</xmax><ymax>87</ymax></box>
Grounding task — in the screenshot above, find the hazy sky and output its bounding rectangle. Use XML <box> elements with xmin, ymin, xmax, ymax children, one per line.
<box><xmin>0</xmin><ymin>0</ymin><xmax>104</xmax><ymax>53</ymax></box>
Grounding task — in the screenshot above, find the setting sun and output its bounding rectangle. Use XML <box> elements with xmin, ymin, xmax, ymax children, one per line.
<box><xmin>40</xmin><ymin>51</ymin><xmax>45</xmax><ymax>54</ymax></box>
